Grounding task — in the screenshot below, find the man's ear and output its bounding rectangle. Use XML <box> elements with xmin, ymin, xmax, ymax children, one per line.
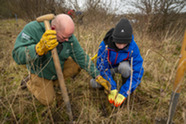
<box><xmin>51</xmin><ymin>26</ymin><xmax>55</xmax><ymax>30</ymax></box>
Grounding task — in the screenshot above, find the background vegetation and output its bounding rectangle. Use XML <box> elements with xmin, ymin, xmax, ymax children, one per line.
<box><xmin>0</xmin><ymin>0</ymin><xmax>185</xmax><ymax>123</ymax></box>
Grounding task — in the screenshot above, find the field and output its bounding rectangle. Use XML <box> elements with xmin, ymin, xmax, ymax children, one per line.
<box><xmin>0</xmin><ymin>18</ymin><xmax>185</xmax><ymax>124</ymax></box>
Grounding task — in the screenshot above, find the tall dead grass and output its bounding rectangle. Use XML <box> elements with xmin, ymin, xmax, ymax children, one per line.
<box><xmin>0</xmin><ymin>17</ymin><xmax>185</xmax><ymax>124</ymax></box>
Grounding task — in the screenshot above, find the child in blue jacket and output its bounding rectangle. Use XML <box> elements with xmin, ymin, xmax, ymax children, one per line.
<box><xmin>90</xmin><ymin>18</ymin><xmax>144</xmax><ymax>107</ymax></box>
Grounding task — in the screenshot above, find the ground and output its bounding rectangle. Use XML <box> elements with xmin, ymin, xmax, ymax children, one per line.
<box><xmin>0</xmin><ymin>18</ymin><xmax>185</xmax><ymax>123</ymax></box>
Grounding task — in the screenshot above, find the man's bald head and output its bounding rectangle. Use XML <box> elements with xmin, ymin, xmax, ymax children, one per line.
<box><xmin>51</xmin><ymin>14</ymin><xmax>75</xmax><ymax>42</ymax></box>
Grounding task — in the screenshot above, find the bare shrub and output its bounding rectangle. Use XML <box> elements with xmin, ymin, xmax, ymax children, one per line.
<box><xmin>7</xmin><ymin>0</ymin><xmax>66</xmax><ymax>21</ymax></box>
<box><xmin>129</xmin><ymin>0</ymin><xmax>186</xmax><ymax>40</ymax></box>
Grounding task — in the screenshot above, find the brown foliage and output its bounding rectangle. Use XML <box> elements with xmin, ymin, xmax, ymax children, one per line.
<box><xmin>129</xmin><ymin>0</ymin><xmax>186</xmax><ymax>41</ymax></box>
<box><xmin>7</xmin><ymin>0</ymin><xmax>67</xmax><ymax>21</ymax></box>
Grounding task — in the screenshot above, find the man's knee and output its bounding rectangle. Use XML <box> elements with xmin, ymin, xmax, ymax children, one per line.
<box><xmin>63</xmin><ymin>57</ymin><xmax>81</xmax><ymax>79</ymax></box>
<box><xmin>26</xmin><ymin>74</ymin><xmax>56</xmax><ymax>106</ymax></box>
<box><xmin>27</xmin><ymin>82</ymin><xmax>56</xmax><ymax>106</ymax></box>
<box><xmin>118</xmin><ymin>61</ymin><xmax>131</xmax><ymax>78</ymax></box>
<box><xmin>37</xmin><ymin>94</ymin><xmax>56</xmax><ymax>106</ymax></box>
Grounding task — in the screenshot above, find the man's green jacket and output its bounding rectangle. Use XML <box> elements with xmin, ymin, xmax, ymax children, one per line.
<box><xmin>12</xmin><ymin>21</ymin><xmax>99</xmax><ymax>80</ymax></box>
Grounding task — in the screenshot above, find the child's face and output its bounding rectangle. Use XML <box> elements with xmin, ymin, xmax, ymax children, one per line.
<box><xmin>115</xmin><ymin>43</ymin><xmax>128</xmax><ymax>49</ymax></box>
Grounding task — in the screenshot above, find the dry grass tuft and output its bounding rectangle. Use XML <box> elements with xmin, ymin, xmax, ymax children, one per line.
<box><xmin>0</xmin><ymin>18</ymin><xmax>185</xmax><ymax>124</ymax></box>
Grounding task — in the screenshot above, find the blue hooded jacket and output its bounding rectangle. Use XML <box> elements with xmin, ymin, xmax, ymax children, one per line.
<box><xmin>97</xmin><ymin>28</ymin><xmax>144</xmax><ymax>98</ymax></box>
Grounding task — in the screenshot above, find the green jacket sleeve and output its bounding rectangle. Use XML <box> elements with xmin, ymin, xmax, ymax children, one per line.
<box><xmin>12</xmin><ymin>22</ymin><xmax>40</xmax><ymax>65</ymax></box>
<box><xmin>70</xmin><ymin>36</ymin><xmax>100</xmax><ymax>78</ymax></box>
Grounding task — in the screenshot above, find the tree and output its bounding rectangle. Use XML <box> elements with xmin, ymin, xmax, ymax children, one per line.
<box><xmin>128</xmin><ymin>0</ymin><xmax>186</xmax><ymax>38</ymax></box>
<box><xmin>7</xmin><ymin>0</ymin><xmax>66</xmax><ymax>21</ymax></box>
<box><xmin>0</xmin><ymin>0</ymin><xmax>12</xmax><ymax>18</ymax></box>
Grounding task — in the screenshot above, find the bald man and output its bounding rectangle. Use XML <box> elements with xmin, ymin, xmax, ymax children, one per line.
<box><xmin>12</xmin><ymin>14</ymin><xmax>110</xmax><ymax>105</ymax></box>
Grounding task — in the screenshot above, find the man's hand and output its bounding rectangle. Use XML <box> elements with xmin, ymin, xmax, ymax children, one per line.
<box><xmin>35</xmin><ymin>30</ymin><xmax>58</xmax><ymax>56</ymax></box>
<box><xmin>108</xmin><ymin>89</ymin><xmax>117</xmax><ymax>104</ymax></box>
<box><xmin>96</xmin><ymin>75</ymin><xmax>111</xmax><ymax>93</ymax></box>
<box><xmin>114</xmin><ymin>93</ymin><xmax>126</xmax><ymax>107</ymax></box>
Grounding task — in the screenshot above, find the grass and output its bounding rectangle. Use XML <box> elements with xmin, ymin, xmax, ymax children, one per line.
<box><xmin>0</xmin><ymin>18</ymin><xmax>185</xmax><ymax>124</ymax></box>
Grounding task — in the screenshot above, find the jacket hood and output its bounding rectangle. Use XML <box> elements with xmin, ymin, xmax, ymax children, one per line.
<box><xmin>103</xmin><ymin>28</ymin><xmax>129</xmax><ymax>52</ymax></box>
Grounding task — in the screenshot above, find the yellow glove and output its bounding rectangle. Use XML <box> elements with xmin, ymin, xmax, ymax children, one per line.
<box><xmin>35</xmin><ymin>30</ymin><xmax>58</xmax><ymax>56</ymax></box>
<box><xmin>114</xmin><ymin>93</ymin><xmax>126</xmax><ymax>107</ymax></box>
<box><xmin>108</xmin><ymin>89</ymin><xmax>117</xmax><ymax>104</ymax></box>
<box><xmin>96</xmin><ymin>75</ymin><xmax>111</xmax><ymax>93</ymax></box>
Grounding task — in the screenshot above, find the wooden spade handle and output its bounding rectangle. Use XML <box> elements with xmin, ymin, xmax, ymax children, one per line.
<box><xmin>36</xmin><ymin>14</ymin><xmax>73</xmax><ymax>122</ymax></box>
<box><xmin>173</xmin><ymin>30</ymin><xmax>186</xmax><ymax>93</ymax></box>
